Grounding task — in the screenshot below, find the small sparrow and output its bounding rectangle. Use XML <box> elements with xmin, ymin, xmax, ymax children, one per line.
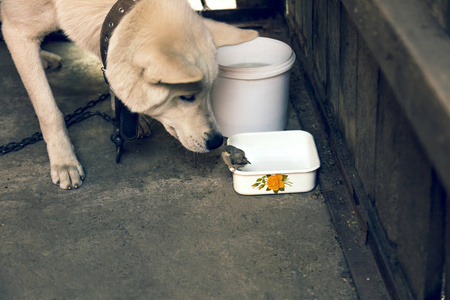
<box><xmin>222</xmin><ymin>145</ymin><xmax>251</xmax><ymax>171</ymax></box>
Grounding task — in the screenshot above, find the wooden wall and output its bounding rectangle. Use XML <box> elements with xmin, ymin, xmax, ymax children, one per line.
<box><xmin>285</xmin><ymin>0</ymin><xmax>449</xmax><ymax>299</ymax></box>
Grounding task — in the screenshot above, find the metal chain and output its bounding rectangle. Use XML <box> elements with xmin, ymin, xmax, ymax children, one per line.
<box><xmin>0</xmin><ymin>92</ymin><xmax>114</xmax><ymax>156</ymax></box>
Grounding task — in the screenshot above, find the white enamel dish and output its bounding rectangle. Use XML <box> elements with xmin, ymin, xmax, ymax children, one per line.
<box><xmin>227</xmin><ymin>130</ymin><xmax>320</xmax><ymax>195</ymax></box>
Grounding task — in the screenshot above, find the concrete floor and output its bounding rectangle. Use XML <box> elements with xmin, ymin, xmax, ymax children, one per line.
<box><xmin>0</xmin><ymin>23</ymin><xmax>360</xmax><ymax>299</ymax></box>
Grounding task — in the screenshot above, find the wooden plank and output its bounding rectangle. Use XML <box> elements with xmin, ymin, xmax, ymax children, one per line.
<box><xmin>326</xmin><ymin>0</ymin><xmax>341</xmax><ymax>116</ymax></box>
<box><xmin>292</xmin><ymin>1</ymin><xmax>448</xmax><ymax>298</ymax></box>
<box><xmin>286</xmin><ymin>0</ymin><xmax>296</xmax><ymax>20</ymax></box>
<box><xmin>288</xmin><ymin>52</ymin><xmax>390</xmax><ymax>299</ymax></box>
<box><xmin>340</xmin><ymin>0</ymin><xmax>450</xmax><ymax>194</ymax></box>
<box><xmin>301</xmin><ymin>0</ymin><xmax>313</xmax><ymax>57</ymax></box>
<box><xmin>294</xmin><ymin>0</ymin><xmax>303</xmax><ymax>32</ymax></box>
<box><xmin>312</xmin><ymin>0</ymin><xmax>327</xmax><ymax>89</ymax></box>
<box><xmin>375</xmin><ymin>75</ymin><xmax>442</xmax><ymax>299</ymax></box>
<box><xmin>354</xmin><ymin>39</ymin><xmax>379</xmax><ymax>202</ymax></box>
<box><xmin>338</xmin><ymin>8</ymin><xmax>358</xmax><ymax>158</ymax></box>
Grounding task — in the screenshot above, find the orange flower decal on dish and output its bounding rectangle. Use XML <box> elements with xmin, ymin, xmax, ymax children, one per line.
<box><xmin>267</xmin><ymin>174</ymin><xmax>285</xmax><ymax>191</ymax></box>
<box><xmin>252</xmin><ymin>174</ymin><xmax>292</xmax><ymax>194</ymax></box>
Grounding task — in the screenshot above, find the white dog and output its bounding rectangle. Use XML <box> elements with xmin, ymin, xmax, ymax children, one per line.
<box><xmin>1</xmin><ymin>0</ymin><xmax>257</xmax><ymax>189</ymax></box>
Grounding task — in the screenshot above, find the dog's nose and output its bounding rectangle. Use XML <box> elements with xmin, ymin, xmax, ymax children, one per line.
<box><xmin>206</xmin><ymin>133</ymin><xmax>224</xmax><ymax>150</ymax></box>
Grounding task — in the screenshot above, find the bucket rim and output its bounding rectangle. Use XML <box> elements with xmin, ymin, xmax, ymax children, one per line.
<box><xmin>218</xmin><ymin>51</ymin><xmax>296</xmax><ymax>80</ymax></box>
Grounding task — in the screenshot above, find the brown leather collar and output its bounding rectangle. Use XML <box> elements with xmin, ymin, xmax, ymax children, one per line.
<box><xmin>100</xmin><ymin>0</ymin><xmax>141</xmax><ymax>151</ymax></box>
<box><xmin>100</xmin><ymin>0</ymin><xmax>141</xmax><ymax>69</ymax></box>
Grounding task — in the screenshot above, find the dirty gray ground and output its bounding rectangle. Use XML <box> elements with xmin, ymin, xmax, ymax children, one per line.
<box><xmin>0</xmin><ymin>18</ymin><xmax>360</xmax><ymax>300</ymax></box>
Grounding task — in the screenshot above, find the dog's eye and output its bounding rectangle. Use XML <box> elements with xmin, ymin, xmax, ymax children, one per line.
<box><xmin>179</xmin><ymin>95</ymin><xmax>196</xmax><ymax>102</ymax></box>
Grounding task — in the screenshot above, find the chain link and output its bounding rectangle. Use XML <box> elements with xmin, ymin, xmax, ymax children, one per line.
<box><xmin>0</xmin><ymin>93</ymin><xmax>114</xmax><ymax>156</ymax></box>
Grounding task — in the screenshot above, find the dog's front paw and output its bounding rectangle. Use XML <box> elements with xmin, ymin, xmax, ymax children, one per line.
<box><xmin>40</xmin><ymin>50</ymin><xmax>62</xmax><ymax>71</ymax></box>
<box><xmin>137</xmin><ymin>114</ymin><xmax>153</xmax><ymax>139</ymax></box>
<box><xmin>51</xmin><ymin>163</ymin><xmax>85</xmax><ymax>190</ymax></box>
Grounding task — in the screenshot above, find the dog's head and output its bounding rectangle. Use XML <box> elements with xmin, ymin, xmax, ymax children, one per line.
<box><xmin>105</xmin><ymin>1</ymin><xmax>258</xmax><ymax>153</ymax></box>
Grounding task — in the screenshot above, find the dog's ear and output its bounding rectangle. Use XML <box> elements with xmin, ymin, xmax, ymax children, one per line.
<box><xmin>203</xmin><ymin>19</ymin><xmax>258</xmax><ymax>48</ymax></box>
<box><xmin>133</xmin><ymin>46</ymin><xmax>203</xmax><ymax>84</ymax></box>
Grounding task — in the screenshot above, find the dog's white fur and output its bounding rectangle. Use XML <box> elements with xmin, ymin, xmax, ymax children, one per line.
<box><xmin>1</xmin><ymin>0</ymin><xmax>257</xmax><ymax>189</ymax></box>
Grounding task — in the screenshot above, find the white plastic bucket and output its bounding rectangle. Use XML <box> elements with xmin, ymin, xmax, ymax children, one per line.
<box><xmin>211</xmin><ymin>37</ymin><xmax>296</xmax><ymax>137</ymax></box>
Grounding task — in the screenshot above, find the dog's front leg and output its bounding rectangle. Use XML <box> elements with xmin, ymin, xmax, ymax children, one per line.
<box><xmin>2</xmin><ymin>25</ymin><xmax>84</xmax><ymax>190</ymax></box>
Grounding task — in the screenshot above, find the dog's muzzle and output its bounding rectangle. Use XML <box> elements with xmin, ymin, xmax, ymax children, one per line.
<box><xmin>206</xmin><ymin>133</ymin><xmax>224</xmax><ymax>150</ymax></box>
